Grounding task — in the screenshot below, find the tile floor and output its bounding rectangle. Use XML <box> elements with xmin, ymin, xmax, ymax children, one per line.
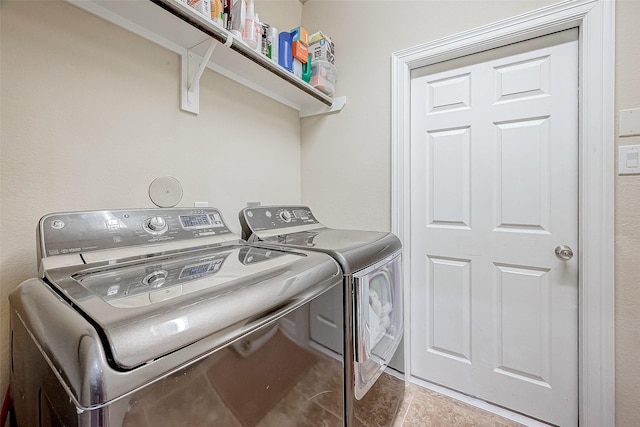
<box><xmin>392</xmin><ymin>383</ymin><xmax>525</xmax><ymax>427</ymax></box>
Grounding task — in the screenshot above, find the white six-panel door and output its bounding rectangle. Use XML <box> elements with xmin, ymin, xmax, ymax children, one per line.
<box><xmin>410</xmin><ymin>30</ymin><xmax>579</xmax><ymax>426</ymax></box>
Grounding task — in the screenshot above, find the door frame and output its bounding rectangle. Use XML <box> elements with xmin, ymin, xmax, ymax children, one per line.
<box><xmin>390</xmin><ymin>1</ymin><xmax>615</xmax><ymax>425</ymax></box>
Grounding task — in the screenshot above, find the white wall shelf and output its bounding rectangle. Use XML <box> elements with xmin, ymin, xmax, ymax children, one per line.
<box><xmin>68</xmin><ymin>0</ymin><xmax>345</xmax><ymax>117</ymax></box>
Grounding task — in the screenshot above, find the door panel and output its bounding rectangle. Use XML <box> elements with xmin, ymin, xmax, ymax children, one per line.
<box><xmin>495</xmin><ymin>263</ymin><xmax>551</xmax><ymax>386</ymax></box>
<box><xmin>496</xmin><ymin>118</ymin><xmax>550</xmax><ymax>230</ymax></box>
<box><xmin>410</xmin><ymin>29</ymin><xmax>578</xmax><ymax>426</ymax></box>
<box><xmin>427</xmin><ymin>128</ymin><xmax>471</xmax><ymax>228</ymax></box>
<box><xmin>428</xmin><ymin>256</ymin><xmax>471</xmax><ymax>362</ymax></box>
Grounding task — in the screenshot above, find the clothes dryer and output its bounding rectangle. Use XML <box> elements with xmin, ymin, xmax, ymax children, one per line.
<box><xmin>240</xmin><ymin>205</ymin><xmax>405</xmax><ymax>427</ymax></box>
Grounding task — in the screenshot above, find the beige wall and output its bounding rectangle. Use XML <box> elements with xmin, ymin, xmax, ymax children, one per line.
<box><xmin>0</xmin><ymin>0</ymin><xmax>303</xmax><ymax>394</ymax></box>
<box><xmin>300</xmin><ymin>0</ymin><xmax>639</xmax><ymax>425</ymax></box>
<box><xmin>256</xmin><ymin>0</ymin><xmax>303</xmax><ymax>35</ymax></box>
<box><xmin>615</xmin><ymin>0</ymin><xmax>640</xmax><ymax>425</ymax></box>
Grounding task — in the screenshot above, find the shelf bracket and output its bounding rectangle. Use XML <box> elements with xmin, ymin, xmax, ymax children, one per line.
<box><xmin>299</xmin><ymin>96</ymin><xmax>347</xmax><ymax>118</ymax></box>
<box><xmin>181</xmin><ymin>38</ymin><xmax>218</xmax><ymax>114</ymax></box>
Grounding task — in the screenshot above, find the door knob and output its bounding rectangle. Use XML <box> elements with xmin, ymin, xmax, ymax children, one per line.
<box><xmin>555</xmin><ymin>245</ymin><xmax>574</xmax><ymax>261</ymax></box>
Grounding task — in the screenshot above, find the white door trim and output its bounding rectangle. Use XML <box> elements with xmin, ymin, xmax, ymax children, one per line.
<box><xmin>391</xmin><ymin>1</ymin><xmax>615</xmax><ymax>426</ymax></box>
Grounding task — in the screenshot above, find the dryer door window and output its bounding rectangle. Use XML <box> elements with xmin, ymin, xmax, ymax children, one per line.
<box><xmin>353</xmin><ymin>252</ymin><xmax>403</xmax><ymax>399</ymax></box>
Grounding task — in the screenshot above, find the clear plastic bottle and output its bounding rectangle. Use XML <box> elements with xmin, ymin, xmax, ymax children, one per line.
<box><xmin>230</xmin><ymin>0</ymin><xmax>245</xmax><ymax>39</ymax></box>
<box><xmin>254</xmin><ymin>13</ymin><xmax>262</xmax><ymax>53</ymax></box>
<box><xmin>242</xmin><ymin>0</ymin><xmax>259</xmax><ymax>49</ymax></box>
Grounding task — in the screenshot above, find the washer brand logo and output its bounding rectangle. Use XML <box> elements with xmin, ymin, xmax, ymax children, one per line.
<box><xmin>51</xmin><ymin>220</ymin><xmax>65</xmax><ymax>229</ymax></box>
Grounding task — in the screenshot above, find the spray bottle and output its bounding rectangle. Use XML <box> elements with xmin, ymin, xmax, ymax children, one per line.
<box><xmin>242</xmin><ymin>0</ymin><xmax>259</xmax><ymax>49</ymax></box>
<box><xmin>230</xmin><ymin>0</ymin><xmax>246</xmax><ymax>39</ymax></box>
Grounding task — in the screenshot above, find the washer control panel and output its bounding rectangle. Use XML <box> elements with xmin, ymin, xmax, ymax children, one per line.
<box><xmin>241</xmin><ymin>205</ymin><xmax>320</xmax><ymax>233</ymax></box>
<box><xmin>40</xmin><ymin>208</ymin><xmax>233</xmax><ymax>258</ymax></box>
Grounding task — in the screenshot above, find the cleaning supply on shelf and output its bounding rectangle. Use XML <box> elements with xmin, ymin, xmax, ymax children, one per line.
<box><xmin>210</xmin><ymin>0</ymin><xmax>223</xmax><ymax>27</ymax></box>
<box><xmin>278</xmin><ymin>31</ymin><xmax>293</xmax><ymax>72</ymax></box>
<box><xmin>292</xmin><ymin>40</ymin><xmax>308</xmax><ymax>60</ymax></box>
<box><xmin>302</xmin><ymin>54</ymin><xmax>312</xmax><ymax>83</ymax></box>
<box><xmin>188</xmin><ymin>0</ymin><xmax>211</xmax><ymax>19</ymax></box>
<box><xmin>242</xmin><ymin>0</ymin><xmax>259</xmax><ymax>49</ymax></box>
<box><xmin>223</xmin><ymin>0</ymin><xmax>231</xmax><ymax>30</ymax></box>
<box><xmin>292</xmin><ymin>60</ymin><xmax>302</xmax><ymax>79</ymax></box>
<box><xmin>309</xmin><ymin>30</ymin><xmax>335</xmax><ymax>64</ymax></box>
<box><xmin>292</xmin><ymin>40</ymin><xmax>308</xmax><ymax>62</ymax></box>
<box><xmin>268</xmin><ymin>27</ymin><xmax>279</xmax><ymax>63</ymax></box>
<box><xmin>310</xmin><ymin>60</ymin><xmax>336</xmax><ymax>96</ymax></box>
<box><xmin>260</xmin><ymin>23</ymin><xmax>270</xmax><ymax>57</ymax></box>
<box><xmin>290</xmin><ymin>26</ymin><xmax>309</xmax><ymax>79</ymax></box>
<box><xmin>254</xmin><ymin>14</ymin><xmax>262</xmax><ymax>53</ymax></box>
<box><xmin>230</xmin><ymin>0</ymin><xmax>246</xmax><ymax>39</ymax></box>
<box><xmin>292</xmin><ymin>40</ymin><xmax>308</xmax><ymax>79</ymax></box>
<box><xmin>291</xmin><ymin>26</ymin><xmax>308</xmax><ymax>46</ymax></box>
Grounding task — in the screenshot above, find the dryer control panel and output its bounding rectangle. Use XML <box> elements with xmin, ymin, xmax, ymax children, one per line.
<box><xmin>39</xmin><ymin>208</ymin><xmax>234</xmax><ymax>258</ymax></box>
<box><xmin>240</xmin><ymin>205</ymin><xmax>320</xmax><ymax>234</ymax></box>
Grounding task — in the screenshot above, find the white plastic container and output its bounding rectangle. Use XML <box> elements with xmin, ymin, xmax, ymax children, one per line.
<box><xmin>310</xmin><ymin>60</ymin><xmax>336</xmax><ymax>96</ymax></box>
<box><xmin>293</xmin><ymin>59</ymin><xmax>302</xmax><ymax>79</ymax></box>
<box><xmin>268</xmin><ymin>27</ymin><xmax>278</xmax><ymax>63</ymax></box>
<box><xmin>230</xmin><ymin>0</ymin><xmax>246</xmax><ymax>38</ymax></box>
<box><xmin>242</xmin><ymin>0</ymin><xmax>259</xmax><ymax>49</ymax></box>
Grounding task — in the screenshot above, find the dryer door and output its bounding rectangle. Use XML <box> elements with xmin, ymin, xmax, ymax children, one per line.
<box><xmin>353</xmin><ymin>251</ymin><xmax>403</xmax><ymax>399</ymax></box>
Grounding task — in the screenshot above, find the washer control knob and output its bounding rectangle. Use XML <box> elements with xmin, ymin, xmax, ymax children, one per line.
<box><xmin>279</xmin><ymin>210</ymin><xmax>292</xmax><ymax>223</ymax></box>
<box><xmin>143</xmin><ymin>271</ymin><xmax>168</xmax><ymax>288</ymax></box>
<box><xmin>144</xmin><ymin>216</ymin><xmax>168</xmax><ymax>234</ymax></box>
<box><xmin>148</xmin><ymin>274</ymin><xmax>166</xmax><ymax>289</ymax></box>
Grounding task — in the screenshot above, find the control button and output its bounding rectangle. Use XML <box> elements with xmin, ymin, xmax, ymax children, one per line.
<box><xmin>279</xmin><ymin>210</ymin><xmax>292</xmax><ymax>223</ymax></box>
<box><xmin>144</xmin><ymin>216</ymin><xmax>168</xmax><ymax>235</ymax></box>
<box><xmin>265</xmin><ymin>211</ymin><xmax>272</xmax><ymax>218</ymax></box>
<box><xmin>142</xmin><ymin>270</ymin><xmax>168</xmax><ymax>288</ymax></box>
<box><xmin>209</xmin><ymin>213</ymin><xmax>224</xmax><ymax>227</ymax></box>
<box><xmin>106</xmin><ymin>219</ymin><xmax>120</xmax><ymax>231</ymax></box>
<box><xmin>148</xmin><ymin>216</ymin><xmax>166</xmax><ymax>231</ymax></box>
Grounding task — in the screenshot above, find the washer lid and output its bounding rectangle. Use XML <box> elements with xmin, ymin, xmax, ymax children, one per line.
<box><xmin>44</xmin><ymin>243</ymin><xmax>341</xmax><ymax>369</ymax></box>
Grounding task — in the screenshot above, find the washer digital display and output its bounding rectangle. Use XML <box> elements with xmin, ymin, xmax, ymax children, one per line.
<box><xmin>293</xmin><ymin>209</ymin><xmax>310</xmax><ymax>220</ymax></box>
<box><xmin>179</xmin><ymin>263</ymin><xmax>211</xmax><ymax>278</ymax></box>
<box><xmin>179</xmin><ymin>214</ymin><xmax>211</xmax><ymax>229</ymax></box>
<box><xmin>179</xmin><ymin>258</ymin><xmax>224</xmax><ymax>279</ymax></box>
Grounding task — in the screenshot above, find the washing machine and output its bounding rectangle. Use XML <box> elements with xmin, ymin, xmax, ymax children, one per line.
<box><xmin>239</xmin><ymin>205</ymin><xmax>405</xmax><ymax>427</ymax></box>
<box><xmin>9</xmin><ymin>207</ymin><xmax>345</xmax><ymax>426</ymax></box>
